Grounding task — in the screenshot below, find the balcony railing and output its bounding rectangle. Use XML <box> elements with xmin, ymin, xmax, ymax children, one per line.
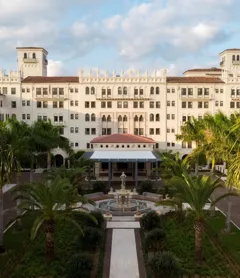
<box><xmin>233</xmin><ymin>60</ymin><xmax>240</xmax><ymax>65</ymax></box>
<box><xmin>220</xmin><ymin>61</ymin><xmax>224</xmax><ymax>67</ymax></box>
<box><xmin>180</xmin><ymin>94</ymin><xmax>213</xmax><ymax>100</ymax></box>
<box><xmin>23</xmin><ymin>58</ymin><xmax>37</xmax><ymax>63</ymax></box>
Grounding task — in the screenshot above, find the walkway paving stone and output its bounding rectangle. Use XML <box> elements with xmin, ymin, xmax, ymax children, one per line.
<box><xmin>107</xmin><ymin>221</ymin><xmax>140</xmax><ymax>229</ymax></box>
<box><xmin>110</xmin><ymin>229</ymin><xmax>139</xmax><ymax>278</ymax></box>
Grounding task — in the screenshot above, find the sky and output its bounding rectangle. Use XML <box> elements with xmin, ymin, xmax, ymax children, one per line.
<box><xmin>0</xmin><ymin>0</ymin><xmax>240</xmax><ymax>76</ymax></box>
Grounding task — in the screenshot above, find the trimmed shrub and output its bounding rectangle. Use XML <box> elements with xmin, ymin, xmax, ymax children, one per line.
<box><xmin>138</xmin><ymin>180</ymin><xmax>153</xmax><ymax>194</ymax></box>
<box><xmin>140</xmin><ymin>211</ymin><xmax>162</xmax><ymax>231</ymax></box>
<box><xmin>145</xmin><ymin>228</ymin><xmax>165</xmax><ymax>252</ymax></box>
<box><xmin>92</xmin><ymin>181</ymin><xmax>106</xmax><ymax>192</ymax></box>
<box><xmin>66</xmin><ymin>253</ymin><xmax>93</xmax><ymax>278</ymax></box>
<box><xmin>148</xmin><ymin>251</ymin><xmax>182</xmax><ymax>278</ymax></box>
<box><xmin>75</xmin><ymin>227</ymin><xmax>102</xmax><ymax>251</ymax></box>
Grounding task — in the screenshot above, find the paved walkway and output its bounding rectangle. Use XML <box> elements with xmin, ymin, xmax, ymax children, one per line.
<box><xmin>108</xmin><ymin>220</ymin><xmax>140</xmax><ymax>278</ymax></box>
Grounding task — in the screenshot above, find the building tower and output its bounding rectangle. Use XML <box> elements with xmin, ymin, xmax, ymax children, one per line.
<box><xmin>16</xmin><ymin>47</ymin><xmax>48</xmax><ymax>78</ymax></box>
<box><xmin>219</xmin><ymin>49</ymin><xmax>240</xmax><ymax>73</ymax></box>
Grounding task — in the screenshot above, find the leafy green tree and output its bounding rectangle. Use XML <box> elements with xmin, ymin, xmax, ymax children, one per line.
<box><xmin>13</xmin><ymin>177</ymin><xmax>96</xmax><ymax>261</ymax></box>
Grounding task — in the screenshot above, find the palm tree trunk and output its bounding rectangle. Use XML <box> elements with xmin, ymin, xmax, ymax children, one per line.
<box><xmin>0</xmin><ymin>189</ymin><xmax>5</xmax><ymax>253</ymax></box>
<box><xmin>44</xmin><ymin>220</ymin><xmax>54</xmax><ymax>261</ymax></box>
<box><xmin>225</xmin><ymin>187</ymin><xmax>232</xmax><ymax>233</ymax></box>
<box><xmin>194</xmin><ymin>220</ymin><xmax>204</xmax><ymax>263</ymax></box>
<box><xmin>195</xmin><ymin>161</ymin><xmax>199</xmax><ymax>176</ymax></box>
<box><xmin>210</xmin><ymin>159</ymin><xmax>216</xmax><ymax>217</ymax></box>
<box><xmin>16</xmin><ymin>174</ymin><xmax>22</xmax><ymax>228</ymax></box>
<box><xmin>47</xmin><ymin>151</ymin><xmax>51</xmax><ymax>170</ymax></box>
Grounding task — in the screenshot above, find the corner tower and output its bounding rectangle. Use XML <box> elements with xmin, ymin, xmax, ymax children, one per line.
<box><xmin>219</xmin><ymin>48</ymin><xmax>240</xmax><ymax>72</ymax></box>
<box><xmin>16</xmin><ymin>47</ymin><xmax>48</xmax><ymax>78</ymax></box>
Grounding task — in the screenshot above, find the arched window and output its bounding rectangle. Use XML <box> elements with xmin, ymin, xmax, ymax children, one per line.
<box><xmin>237</xmin><ymin>55</ymin><xmax>240</xmax><ymax>61</ymax></box>
<box><xmin>123</xmin><ymin>115</ymin><xmax>127</xmax><ymax>122</ymax></box>
<box><xmin>139</xmin><ymin>88</ymin><xmax>144</xmax><ymax>95</ymax></box>
<box><xmin>102</xmin><ymin>87</ymin><xmax>106</xmax><ymax>96</ymax></box>
<box><xmin>139</xmin><ymin>115</ymin><xmax>144</xmax><ymax>122</ymax></box>
<box><xmin>156</xmin><ymin>87</ymin><xmax>160</xmax><ymax>94</ymax></box>
<box><xmin>118</xmin><ymin>87</ymin><xmax>122</xmax><ymax>95</ymax></box>
<box><xmin>150</xmin><ymin>87</ymin><xmax>154</xmax><ymax>95</ymax></box>
<box><xmin>149</xmin><ymin>114</ymin><xmax>154</xmax><ymax>121</ymax></box>
<box><xmin>11</xmin><ymin>114</ymin><xmax>16</xmax><ymax>120</ymax></box>
<box><xmin>102</xmin><ymin>115</ymin><xmax>106</xmax><ymax>122</ymax></box>
<box><xmin>91</xmin><ymin>113</ymin><xmax>96</xmax><ymax>121</ymax></box>
<box><xmin>123</xmin><ymin>87</ymin><xmax>127</xmax><ymax>95</ymax></box>
<box><xmin>233</xmin><ymin>55</ymin><xmax>236</xmax><ymax>61</ymax></box>
<box><xmin>107</xmin><ymin>115</ymin><xmax>111</xmax><ymax>122</ymax></box>
<box><xmin>107</xmin><ymin>87</ymin><xmax>111</xmax><ymax>96</ymax></box>
<box><xmin>24</xmin><ymin>53</ymin><xmax>27</xmax><ymax>59</ymax></box>
<box><xmin>134</xmin><ymin>115</ymin><xmax>138</xmax><ymax>122</ymax></box>
<box><xmin>32</xmin><ymin>53</ymin><xmax>36</xmax><ymax>59</ymax></box>
<box><xmin>118</xmin><ymin>115</ymin><xmax>122</xmax><ymax>122</ymax></box>
<box><xmin>91</xmin><ymin>87</ymin><xmax>95</xmax><ymax>94</ymax></box>
<box><xmin>85</xmin><ymin>114</ymin><xmax>90</xmax><ymax>121</ymax></box>
<box><xmin>85</xmin><ymin>87</ymin><xmax>90</xmax><ymax>95</ymax></box>
<box><xmin>156</xmin><ymin>114</ymin><xmax>160</xmax><ymax>121</ymax></box>
<box><xmin>134</xmin><ymin>87</ymin><xmax>138</xmax><ymax>96</ymax></box>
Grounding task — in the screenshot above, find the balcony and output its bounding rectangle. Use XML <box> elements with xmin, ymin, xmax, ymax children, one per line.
<box><xmin>179</xmin><ymin>94</ymin><xmax>213</xmax><ymax>100</ymax></box>
<box><xmin>220</xmin><ymin>61</ymin><xmax>225</xmax><ymax>67</ymax></box>
<box><xmin>232</xmin><ymin>61</ymin><xmax>240</xmax><ymax>65</ymax></box>
<box><xmin>23</xmin><ymin>58</ymin><xmax>37</xmax><ymax>63</ymax></box>
<box><xmin>96</xmin><ymin>96</ymin><xmax>150</xmax><ymax>100</ymax></box>
<box><xmin>53</xmin><ymin>121</ymin><xmax>66</xmax><ymax>126</ymax></box>
<box><xmin>34</xmin><ymin>94</ymin><xmax>68</xmax><ymax>100</ymax></box>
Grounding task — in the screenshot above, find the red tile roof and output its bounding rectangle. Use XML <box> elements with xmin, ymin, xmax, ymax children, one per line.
<box><xmin>183</xmin><ymin>67</ymin><xmax>222</xmax><ymax>73</ymax></box>
<box><xmin>22</xmin><ymin>76</ymin><xmax>79</xmax><ymax>83</ymax></box>
<box><xmin>166</xmin><ymin>76</ymin><xmax>224</xmax><ymax>83</ymax></box>
<box><xmin>90</xmin><ymin>134</ymin><xmax>156</xmax><ymax>144</ymax></box>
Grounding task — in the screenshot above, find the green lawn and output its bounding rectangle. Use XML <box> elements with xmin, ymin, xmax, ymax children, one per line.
<box><xmin>206</xmin><ymin>211</ymin><xmax>240</xmax><ymax>263</ymax></box>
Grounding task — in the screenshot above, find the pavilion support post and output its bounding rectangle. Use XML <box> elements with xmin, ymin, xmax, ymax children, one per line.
<box><xmin>135</xmin><ymin>161</ymin><xmax>138</xmax><ymax>188</ymax></box>
<box><xmin>156</xmin><ymin>161</ymin><xmax>159</xmax><ymax>181</ymax></box>
<box><xmin>108</xmin><ymin>161</ymin><xmax>112</xmax><ymax>189</ymax></box>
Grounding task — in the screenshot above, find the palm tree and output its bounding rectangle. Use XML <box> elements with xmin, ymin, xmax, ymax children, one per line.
<box><xmin>162</xmin><ymin>173</ymin><xmax>237</xmax><ymax>263</ymax></box>
<box><xmin>13</xmin><ymin>177</ymin><xmax>96</xmax><ymax>261</ymax></box>
<box><xmin>176</xmin><ymin>117</ymin><xmax>205</xmax><ymax>175</ymax></box>
<box><xmin>31</xmin><ymin>120</ymin><xmax>71</xmax><ymax>170</ymax></box>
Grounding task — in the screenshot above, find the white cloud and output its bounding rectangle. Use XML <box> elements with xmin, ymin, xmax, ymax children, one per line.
<box><xmin>48</xmin><ymin>60</ymin><xmax>65</xmax><ymax>76</ymax></box>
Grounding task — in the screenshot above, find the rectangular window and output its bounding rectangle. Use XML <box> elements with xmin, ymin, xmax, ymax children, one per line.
<box><xmin>75</xmin><ymin>142</ymin><xmax>79</xmax><ymax>147</ymax></box>
<box><xmin>182</xmin><ymin>102</ymin><xmax>186</xmax><ymax>108</ymax></box>
<box><xmin>75</xmin><ymin>114</ymin><xmax>79</xmax><ymax>119</ymax></box>
<box><xmin>171</xmin><ymin>128</ymin><xmax>175</xmax><ymax>133</ymax></box>
<box><xmin>36</xmin><ymin>88</ymin><xmax>41</xmax><ymax>95</ymax></box>
<box><xmin>167</xmin><ymin>89</ymin><xmax>170</xmax><ymax>93</ymax></box>
<box><xmin>181</xmin><ymin>88</ymin><xmax>186</xmax><ymax>96</ymax></box>
<box><xmin>149</xmin><ymin>128</ymin><xmax>154</xmax><ymax>135</ymax></box>
<box><xmin>70</xmin><ymin>114</ymin><xmax>74</xmax><ymax>120</ymax></box>
<box><xmin>172</xmin><ymin>142</ymin><xmax>175</xmax><ymax>147</ymax></box>
<box><xmin>86</xmin><ymin>143</ymin><xmax>90</xmax><ymax>149</ymax></box>
<box><xmin>59</xmin><ymin>116</ymin><xmax>63</xmax><ymax>122</ymax></box>
<box><xmin>27</xmin><ymin>88</ymin><xmax>30</xmax><ymax>93</ymax></box>
<box><xmin>3</xmin><ymin>87</ymin><xmax>7</xmax><ymax>94</ymax></box>
<box><xmin>140</xmin><ymin>101</ymin><xmax>144</xmax><ymax>108</ymax></box>
<box><xmin>134</xmin><ymin>88</ymin><xmax>138</xmax><ymax>95</ymax></box>
<box><xmin>70</xmin><ymin>100</ymin><xmax>74</xmax><ymax>106</ymax></box>
<box><xmin>182</xmin><ymin>116</ymin><xmax>186</xmax><ymax>122</ymax></box>
<box><xmin>172</xmin><ymin>114</ymin><xmax>175</xmax><ymax>120</ymax></box>
<box><xmin>85</xmin><ymin>128</ymin><xmax>90</xmax><ymax>135</ymax></box>
<box><xmin>188</xmin><ymin>142</ymin><xmax>192</xmax><ymax>148</ymax></box>
<box><xmin>188</xmin><ymin>88</ymin><xmax>193</xmax><ymax>96</ymax></box>
<box><xmin>237</xmin><ymin>89</ymin><xmax>240</xmax><ymax>96</ymax></box>
<box><xmin>52</xmin><ymin>88</ymin><xmax>57</xmax><ymax>95</ymax></box>
<box><xmin>215</xmin><ymin>101</ymin><xmax>218</xmax><ymax>107</ymax></box>
<box><xmin>54</xmin><ymin>116</ymin><xmax>58</xmax><ymax>122</ymax></box>
<box><xmin>204</xmin><ymin>102</ymin><xmax>209</xmax><ymax>109</ymax></box>
<box><xmin>220</xmin><ymin>101</ymin><xmax>223</xmax><ymax>107</ymax></box>
<box><xmin>59</xmin><ymin>88</ymin><xmax>64</xmax><ymax>95</ymax></box>
<box><xmin>11</xmin><ymin>88</ymin><xmax>16</xmax><ymax>95</ymax></box>
<box><xmin>198</xmin><ymin>88</ymin><xmax>203</xmax><ymax>96</ymax></box>
<box><xmin>123</xmin><ymin>101</ymin><xmax>128</xmax><ymax>108</ymax></box>
<box><xmin>37</xmin><ymin>101</ymin><xmax>41</xmax><ymax>108</ymax></box>
<box><xmin>182</xmin><ymin>142</ymin><xmax>187</xmax><ymax>148</ymax></box>
<box><xmin>167</xmin><ymin>128</ymin><xmax>170</xmax><ymax>133</ymax></box>
<box><xmin>156</xmin><ymin>101</ymin><xmax>160</xmax><ymax>108</ymax></box>
<box><xmin>22</xmin><ymin>114</ymin><xmax>26</xmax><ymax>120</ymax></box>
<box><xmin>167</xmin><ymin>101</ymin><xmax>170</xmax><ymax>107</ymax></box>
<box><xmin>53</xmin><ymin>101</ymin><xmax>57</xmax><ymax>108</ymax></box>
<box><xmin>22</xmin><ymin>100</ymin><xmax>25</xmax><ymax>106</ymax></box>
<box><xmin>75</xmin><ymin>127</ymin><xmax>78</xmax><ymax>133</ymax></box>
<box><xmin>43</xmin><ymin>116</ymin><xmax>48</xmax><ymax>121</ymax></box>
<box><xmin>101</xmin><ymin>101</ymin><xmax>106</xmax><ymax>108</ymax></box>
<box><xmin>107</xmin><ymin>88</ymin><xmax>111</xmax><ymax>96</ymax></box>
<box><xmin>123</xmin><ymin>128</ymin><xmax>128</xmax><ymax>134</ymax></box>
<box><xmin>231</xmin><ymin>89</ymin><xmax>235</xmax><ymax>96</ymax></box>
<box><xmin>237</xmin><ymin>102</ymin><xmax>240</xmax><ymax>109</ymax></box>
<box><xmin>172</xmin><ymin>101</ymin><xmax>175</xmax><ymax>107</ymax></box>
<box><xmin>91</xmin><ymin>101</ymin><xmax>96</xmax><ymax>108</ymax></box>
<box><xmin>198</xmin><ymin>102</ymin><xmax>202</xmax><ymax>108</ymax></box>
<box><xmin>140</xmin><ymin>88</ymin><xmax>144</xmax><ymax>95</ymax></box>
<box><xmin>215</xmin><ymin>89</ymin><xmax>219</xmax><ymax>94</ymax></box>
<box><xmin>75</xmin><ymin>88</ymin><xmax>78</xmax><ymax>93</ymax></box>
<box><xmin>107</xmin><ymin>128</ymin><xmax>111</xmax><ymax>135</ymax></box>
<box><xmin>220</xmin><ymin>89</ymin><xmax>224</xmax><ymax>93</ymax></box>
<box><xmin>27</xmin><ymin>114</ymin><xmax>30</xmax><ymax>120</ymax></box>
<box><xmin>133</xmin><ymin>102</ymin><xmax>138</xmax><ymax>108</ymax></box>
<box><xmin>139</xmin><ymin>128</ymin><xmax>144</xmax><ymax>135</ymax></box>
<box><xmin>107</xmin><ymin>101</ymin><xmax>112</xmax><ymax>108</ymax></box>
<box><xmin>91</xmin><ymin>128</ymin><xmax>96</xmax><ymax>135</ymax></box>
<box><xmin>75</xmin><ymin>100</ymin><xmax>78</xmax><ymax>106</ymax></box>
<box><xmin>167</xmin><ymin>114</ymin><xmax>170</xmax><ymax>120</ymax></box>
<box><xmin>59</xmin><ymin>101</ymin><xmax>64</xmax><ymax>108</ymax></box>
<box><xmin>102</xmin><ymin>88</ymin><xmax>106</xmax><ymax>95</ymax></box>
<box><xmin>172</xmin><ymin>89</ymin><xmax>175</xmax><ymax>93</ymax></box>
<box><xmin>37</xmin><ymin>116</ymin><xmax>42</xmax><ymax>121</ymax></box>
<box><xmin>43</xmin><ymin>101</ymin><xmax>48</xmax><ymax>108</ymax></box>
<box><xmin>60</xmin><ymin>128</ymin><xmax>64</xmax><ymax>135</ymax></box>
<box><xmin>204</xmin><ymin>88</ymin><xmax>209</xmax><ymax>96</ymax></box>
<box><xmin>43</xmin><ymin>88</ymin><xmax>48</xmax><ymax>95</ymax></box>
<box><xmin>150</xmin><ymin>101</ymin><xmax>154</xmax><ymax>108</ymax></box>
<box><xmin>188</xmin><ymin>102</ymin><xmax>193</xmax><ymax>108</ymax></box>
<box><xmin>117</xmin><ymin>101</ymin><xmax>122</xmax><ymax>108</ymax></box>
<box><xmin>167</xmin><ymin>142</ymin><xmax>171</xmax><ymax>147</ymax></box>
<box><xmin>27</xmin><ymin>100</ymin><xmax>30</xmax><ymax>106</ymax></box>
<box><xmin>156</xmin><ymin>128</ymin><xmax>160</xmax><ymax>135</ymax></box>
<box><xmin>70</xmin><ymin>88</ymin><xmax>74</xmax><ymax>93</ymax></box>
<box><xmin>70</xmin><ymin>127</ymin><xmax>74</xmax><ymax>133</ymax></box>
<box><xmin>22</xmin><ymin>88</ymin><xmax>25</xmax><ymax>93</ymax></box>
<box><xmin>85</xmin><ymin>101</ymin><xmax>90</xmax><ymax>108</ymax></box>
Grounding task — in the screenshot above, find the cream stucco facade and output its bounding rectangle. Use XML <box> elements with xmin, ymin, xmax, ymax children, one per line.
<box><xmin>1</xmin><ymin>47</ymin><xmax>240</xmax><ymax>159</ymax></box>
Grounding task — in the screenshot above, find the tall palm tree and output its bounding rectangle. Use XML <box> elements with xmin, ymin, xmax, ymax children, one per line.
<box><xmin>31</xmin><ymin>120</ymin><xmax>71</xmax><ymax>170</ymax></box>
<box><xmin>13</xmin><ymin>177</ymin><xmax>96</xmax><ymax>261</ymax></box>
<box><xmin>176</xmin><ymin>117</ymin><xmax>205</xmax><ymax>175</ymax></box>
<box><xmin>168</xmin><ymin>173</ymin><xmax>237</xmax><ymax>263</ymax></box>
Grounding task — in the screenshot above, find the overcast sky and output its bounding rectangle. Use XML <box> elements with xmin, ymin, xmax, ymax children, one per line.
<box><xmin>0</xmin><ymin>0</ymin><xmax>240</xmax><ymax>76</ymax></box>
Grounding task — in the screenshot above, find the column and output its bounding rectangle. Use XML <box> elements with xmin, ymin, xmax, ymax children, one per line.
<box><xmin>108</xmin><ymin>161</ymin><xmax>112</xmax><ymax>188</ymax></box>
<box><xmin>95</xmin><ymin>162</ymin><xmax>100</xmax><ymax>178</ymax></box>
<box><xmin>135</xmin><ymin>162</ymin><xmax>138</xmax><ymax>188</ymax></box>
<box><xmin>146</xmin><ymin>162</ymin><xmax>151</xmax><ymax>177</ymax></box>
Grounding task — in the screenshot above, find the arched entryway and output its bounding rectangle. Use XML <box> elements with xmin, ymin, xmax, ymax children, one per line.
<box><xmin>55</xmin><ymin>154</ymin><xmax>64</xmax><ymax>168</ymax></box>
